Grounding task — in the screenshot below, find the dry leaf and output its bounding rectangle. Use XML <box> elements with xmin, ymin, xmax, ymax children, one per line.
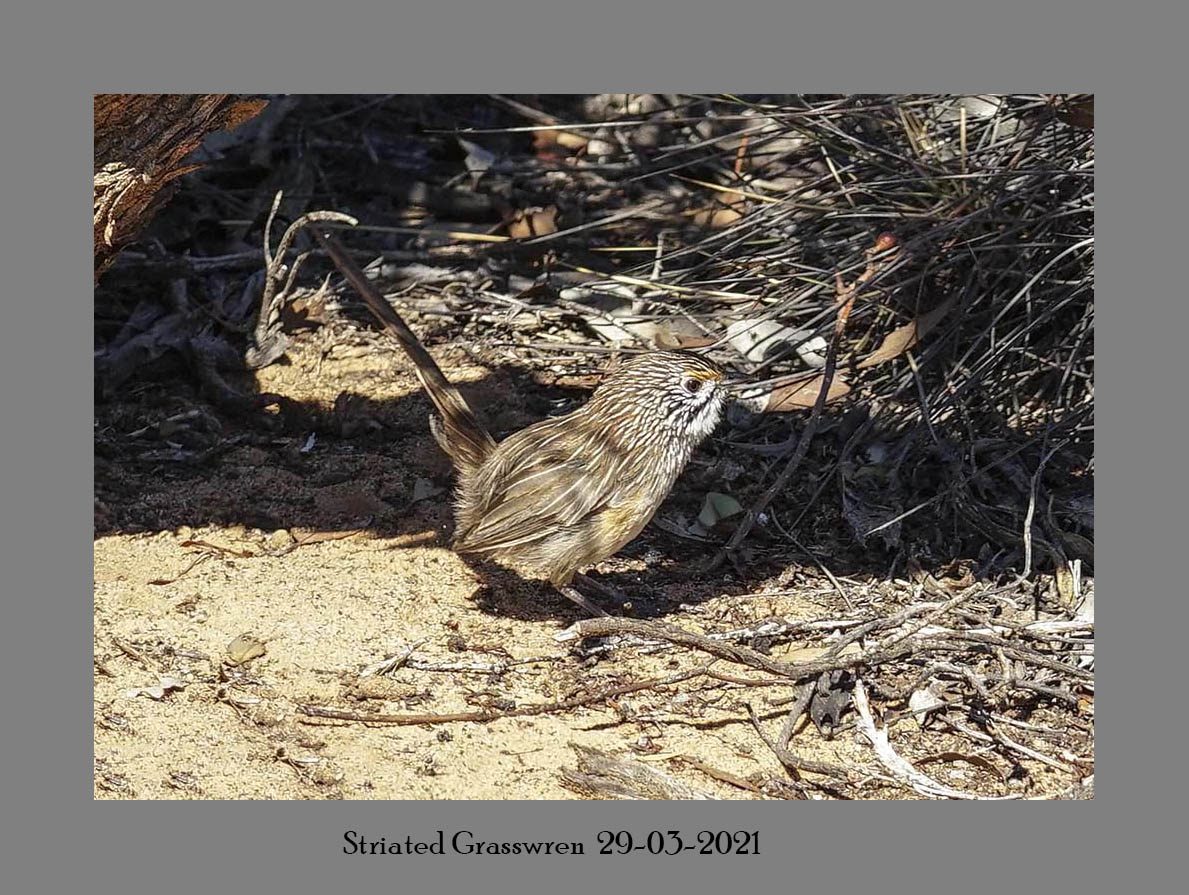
<box><xmin>649</xmin><ymin>513</ymin><xmax>712</xmax><ymax>542</ymax></box>
<box><xmin>764</xmin><ymin>374</ymin><xmax>851</xmax><ymax>411</ymax></box>
<box><xmin>283</xmin><ymin>291</ymin><xmax>328</xmax><ymax>328</ymax></box>
<box><xmin>649</xmin><ymin>318</ymin><xmax>716</xmax><ymax>350</ymax></box>
<box><xmin>506</xmin><ymin>206</ymin><xmax>558</xmax><ymax>239</ymax></box>
<box><xmin>554</xmin><ymin>131</ymin><xmax>590</xmax><ymax>151</ymax></box>
<box><xmin>587</xmin><ymin>315</ymin><xmax>658</xmax><ymax>345</ymax></box>
<box><xmin>654</xmin><ymin>331</ymin><xmax>716</xmax><ymax>350</ymax></box>
<box><xmin>725</xmin><ymin>319</ymin><xmax>800</xmax><ymax>363</ymax></box>
<box><xmin>1055</xmin><ymin>559</ymin><xmax>1083</xmax><ymax>610</ymax></box>
<box><xmin>916</xmin><ymin>751</ymin><xmax>1007</xmax><ymax>780</ymax></box>
<box><xmin>225</xmin><ymin>634</ymin><xmax>267</xmax><ymax>666</ymax></box>
<box><xmin>291</xmin><ymin>528</ymin><xmax>368</xmax><ymax>547</ymax></box>
<box><xmin>698</xmin><ymin>492</ymin><xmax>744</xmax><ymax>528</ymax></box>
<box><xmin>532</xmin><ymin>128</ymin><xmax>589</xmax><ymax>160</ymax></box>
<box><xmin>908</xmin><ymin>686</ymin><xmax>948</xmax><ymax>729</ymax></box>
<box><xmin>457</xmin><ymin>137</ymin><xmax>496</xmax><ymax>176</ymax></box>
<box><xmin>688</xmin><ymin>198</ymin><xmax>746</xmax><ymax>229</ymax></box>
<box><xmin>412</xmin><ymin>478</ymin><xmax>443</xmax><ymax>502</ymax></box>
<box><xmin>857</xmin><ymin>296</ymin><xmax>956</xmax><ymax>369</ymax></box>
<box><xmin>810</xmin><ymin>670</ymin><xmax>855</xmax><ymax>735</ymax></box>
<box><xmin>795</xmin><ymin>335</ymin><xmax>829</xmax><ymax>368</ymax></box>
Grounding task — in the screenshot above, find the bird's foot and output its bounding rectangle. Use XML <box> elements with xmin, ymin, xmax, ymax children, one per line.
<box><xmin>558</xmin><ymin>585</ymin><xmax>613</xmax><ymax>618</ymax></box>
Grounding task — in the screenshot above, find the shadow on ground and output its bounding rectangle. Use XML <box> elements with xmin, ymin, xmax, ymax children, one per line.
<box><xmin>94</xmin><ymin>341</ymin><xmax>796</xmax><ymax>623</ymax></box>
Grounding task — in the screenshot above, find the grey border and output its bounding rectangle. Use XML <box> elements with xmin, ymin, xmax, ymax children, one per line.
<box><xmin>5</xmin><ymin>0</ymin><xmax>1168</xmax><ymax>889</ymax></box>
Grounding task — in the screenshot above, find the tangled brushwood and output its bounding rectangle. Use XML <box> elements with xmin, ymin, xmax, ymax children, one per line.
<box><xmin>95</xmin><ymin>95</ymin><xmax>1093</xmax><ymax>799</ymax></box>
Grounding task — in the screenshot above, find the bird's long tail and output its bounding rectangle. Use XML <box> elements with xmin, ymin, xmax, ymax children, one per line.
<box><xmin>313</xmin><ymin>230</ymin><xmax>496</xmax><ymax>474</ymax></box>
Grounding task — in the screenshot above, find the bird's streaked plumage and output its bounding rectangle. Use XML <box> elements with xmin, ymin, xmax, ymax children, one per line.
<box><xmin>453</xmin><ymin>351</ymin><xmax>726</xmax><ymax>585</ymax></box>
<box><xmin>315</xmin><ymin>231</ymin><xmax>727</xmax><ymax>608</ymax></box>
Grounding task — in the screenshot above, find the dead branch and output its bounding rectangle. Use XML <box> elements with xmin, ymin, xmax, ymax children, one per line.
<box><xmin>852</xmin><ymin>678</ymin><xmax>1019</xmax><ymax>800</ymax></box>
<box><xmin>558</xmin><ymin>615</ymin><xmax>912</xmax><ymax>680</ymax></box>
<box><xmin>94</xmin><ymin>94</ymin><xmax>267</xmax><ymax>280</ymax></box>
<box><xmin>298</xmin><ymin>664</ymin><xmax>711</xmax><ymax>727</ymax></box>
<box><xmin>561</xmin><ymin>745</ymin><xmax>718</xmax><ymax>800</ymax></box>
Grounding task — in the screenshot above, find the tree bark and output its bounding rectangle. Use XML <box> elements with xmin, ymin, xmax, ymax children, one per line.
<box><xmin>93</xmin><ymin>94</ymin><xmax>267</xmax><ymax>281</ymax></box>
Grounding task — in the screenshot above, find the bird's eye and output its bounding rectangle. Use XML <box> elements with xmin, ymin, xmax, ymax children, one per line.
<box><xmin>683</xmin><ymin>377</ymin><xmax>703</xmax><ymax>394</ymax></box>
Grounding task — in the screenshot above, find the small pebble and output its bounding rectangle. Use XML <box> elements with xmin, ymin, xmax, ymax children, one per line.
<box><xmin>267</xmin><ymin>529</ymin><xmax>296</xmax><ymax>550</ymax></box>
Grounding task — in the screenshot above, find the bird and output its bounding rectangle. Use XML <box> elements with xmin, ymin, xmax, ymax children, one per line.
<box><xmin>313</xmin><ymin>230</ymin><xmax>728</xmax><ymax>615</ymax></box>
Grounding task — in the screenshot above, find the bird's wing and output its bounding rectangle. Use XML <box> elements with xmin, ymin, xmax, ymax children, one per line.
<box><xmin>454</xmin><ymin>430</ymin><xmax>629</xmax><ymax>554</ymax></box>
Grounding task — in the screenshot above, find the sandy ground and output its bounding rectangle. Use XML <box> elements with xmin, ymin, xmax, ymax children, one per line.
<box><xmin>93</xmin><ymin>526</ymin><xmax>869</xmax><ymax>800</ymax></box>
<box><xmin>94</xmin><ymin>332</ymin><xmax>1082</xmax><ymax>800</ymax></box>
<box><xmin>94</xmin><ymin>329</ymin><xmax>881</xmax><ymax>800</ymax></box>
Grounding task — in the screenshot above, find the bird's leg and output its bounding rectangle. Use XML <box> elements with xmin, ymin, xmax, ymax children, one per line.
<box><xmin>557</xmin><ymin>585</ymin><xmax>613</xmax><ymax>618</ymax></box>
<box><xmin>575</xmin><ymin>572</ymin><xmax>632</xmax><ymax>606</ymax></box>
